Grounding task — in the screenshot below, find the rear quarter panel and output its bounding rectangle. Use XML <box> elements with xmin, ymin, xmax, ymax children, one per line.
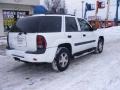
<box><xmin>38</xmin><ymin>32</ymin><xmax>72</xmax><ymax>49</ymax></box>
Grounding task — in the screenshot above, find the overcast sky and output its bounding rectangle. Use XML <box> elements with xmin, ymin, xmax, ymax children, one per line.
<box><xmin>40</xmin><ymin>0</ymin><xmax>120</xmax><ymax>20</ymax></box>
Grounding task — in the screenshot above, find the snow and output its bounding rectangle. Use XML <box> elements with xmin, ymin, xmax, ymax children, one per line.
<box><xmin>0</xmin><ymin>37</ymin><xmax>7</xmax><ymax>56</ymax></box>
<box><xmin>102</xmin><ymin>26</ymin><xmax>120</xmax><ymax>43</ymax></box>
<box><xmin>0</xmin><ymin>37</ymin><xmax>7</xmax><ymax>46</ymax></box>
<box><xmin>0</xmin><ymin>26</ymin><xmax>120</xmax><ymax>90</ymax></box>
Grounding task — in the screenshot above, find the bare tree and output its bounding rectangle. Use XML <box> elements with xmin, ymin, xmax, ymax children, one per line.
<box><xmin>58</xmin><ymin>0</ymin><xmax>67</xmax><ymax>14</ymax></box>
<box><xmin>51</xmin><ymin>0</ymin><xmax>61</xmax><ymax>13</ymax></box>
<box><xmin>44</xmin><ymin>0</ymin><xmax>67</xmax><ymax>14</ymax></box>
<box><xmin>44</xmin><ymin>0</ymin><xmax>51</xmax><ymax>11</ymax></box>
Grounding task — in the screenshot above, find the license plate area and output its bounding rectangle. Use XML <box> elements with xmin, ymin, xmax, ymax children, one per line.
<box><xmin>17</xmin><ymin>34</ymin><xmax>27</xmax><ymax>47</ymax></box>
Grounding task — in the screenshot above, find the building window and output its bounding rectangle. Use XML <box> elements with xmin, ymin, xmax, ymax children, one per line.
<box><xmin>3</xmin><ymin>10</ymin><xmax>29</xmax><ymax>31</ymax></box>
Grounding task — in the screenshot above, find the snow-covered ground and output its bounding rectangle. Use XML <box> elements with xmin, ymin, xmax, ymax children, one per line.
<box><xmin>0</xmin><ymin>26</ymin><xmax>120</xmax><ymax>90</ymax></box>
<box><xmin>0</xmin><ymin>37</ymin><xmax>7</xmax><ymax>56</ymax></box>
<box><xmin>0</xmin><ymin>37</ymin><xmax>7</xmax><ymax>45</ymax></box>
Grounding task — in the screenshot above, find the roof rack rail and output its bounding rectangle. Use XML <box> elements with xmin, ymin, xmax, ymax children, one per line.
<box><xmin>44</xmin><ymin>12</ymin><xmax>75</xmax><ymax>16</ymax></box>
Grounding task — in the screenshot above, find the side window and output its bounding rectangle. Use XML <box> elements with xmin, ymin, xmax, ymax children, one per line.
<box><xmin>65</xmin><ymin>17</ymin><xmax>78</xmax><ymax>32</ymax></box>
<box><xmin>38</xmin><ymin>16</ymin><xmax>62</xmax><ymax>32</ymax></box>
<box><xmin>78</xmin><ymin>18</ymin><xmax>92</xmax><ymax>32</ymax></box>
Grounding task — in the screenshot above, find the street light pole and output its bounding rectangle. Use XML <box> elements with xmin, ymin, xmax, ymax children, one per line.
<box><xmin>81</xmin><ymin>1</ymin><xmax>84</xmax><ymax>18</ymax></box>
<box><xmin>106</xmin><ymin>0</ymin><xmax>110</xmax><ymax>21</ymax></box>
<box><xmin>105</xmin><ymin>0</ymin><xmax>110</xmax><ymax>27</ymax></box>
<box><xmin>115</xmin><ymin>0</ymin><xmax>120</xmax><ymax>26</ymax></box>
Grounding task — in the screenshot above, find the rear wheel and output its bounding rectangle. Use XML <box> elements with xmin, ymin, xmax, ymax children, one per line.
<box><xmin>52</xmin><ymin>47</ymin><xmax>70</xmax><ymax>72</ymax></box>
<box><xmin>95</xmin><ymin>38</ymin><xmax>104</xmax><ymax>54</ymax></box>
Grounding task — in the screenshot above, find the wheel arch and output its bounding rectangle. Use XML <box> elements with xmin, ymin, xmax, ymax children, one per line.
<box><xmin>58</xmin><ymin>43</ymin><xmax>72</xmax><ymax>55</ymax></box>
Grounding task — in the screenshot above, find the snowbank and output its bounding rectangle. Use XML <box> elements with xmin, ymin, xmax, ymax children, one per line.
<box><xmin>98</xmin><ymin>26</ymin><xmax>120</xmax><ymax>43</ymax></box>
<box><xmin>0</xmin><ymin>37</ymin><xmax>7</xmax><ymax>46</ymax></box>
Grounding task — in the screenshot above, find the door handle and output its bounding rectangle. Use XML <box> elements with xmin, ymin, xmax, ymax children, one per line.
<box><xmin>83</xmin><ymin>34</ymin><xmax>86</xmax><ymax>37</ymax></box>
<box><xmin>68</xmin><ymin>35</ymin><xmax>72</xmax><ymax>38</ymax></box>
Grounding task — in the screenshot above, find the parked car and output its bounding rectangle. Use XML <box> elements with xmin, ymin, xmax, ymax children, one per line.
<box><xmin>6</xmin><ymin>14</ymin><xmax>104</xmax><ymax>71</ymax></box>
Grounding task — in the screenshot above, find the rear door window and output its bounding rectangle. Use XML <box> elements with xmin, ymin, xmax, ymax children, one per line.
<box><xmin>39</xmin><ymin>16</ymin><xmax>62</xmax><ymax>32</ymax></box>
<box><xmin>10</xmin><ymin>16</ymin><xmax>62</xmax><ymax>33</ymax></box>
<box><xmin>65</xmin><ymin>17</ymin><xmax>78</xmax><ymax>32</ymax></box>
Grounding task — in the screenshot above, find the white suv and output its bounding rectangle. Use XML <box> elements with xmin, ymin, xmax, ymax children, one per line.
<box><xmin>6</xmin><ymin>14</ymin><xmax>104</xmax><ymax>71</ymax></box>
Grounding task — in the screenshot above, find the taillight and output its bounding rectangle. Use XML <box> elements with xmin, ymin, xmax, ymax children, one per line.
<box><xmin>37</xmin><ymin>35</ymin><xmax>47</xmax><ymax>50</ymax></box>
<box><xmin>26</xmin><ymin>35</ymin><xmax>47</xmax><ymax>54</ymax></box>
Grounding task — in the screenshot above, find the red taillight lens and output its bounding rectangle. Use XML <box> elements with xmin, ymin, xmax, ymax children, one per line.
<box><xmin>37</xmin><ymin>35</ymin><xmax>47</xmax><ymax>49</ymax></box>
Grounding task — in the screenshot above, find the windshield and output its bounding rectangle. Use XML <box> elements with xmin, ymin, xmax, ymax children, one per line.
<box><xmin>10</xmin><ymin>16</ymin><xmax>62</xmax><ymax>33</ymax></box>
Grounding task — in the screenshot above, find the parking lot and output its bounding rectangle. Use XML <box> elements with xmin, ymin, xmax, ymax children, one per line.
<box><xmin>0</xmin><ymin>27</ymin><xmax>120</xmax><ymax>90</ymax></box>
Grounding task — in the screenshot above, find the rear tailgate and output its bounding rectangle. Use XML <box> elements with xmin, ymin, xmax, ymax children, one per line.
<box><xmin>8</xmin><ymin>33</ymin><xmax>37</xmax><ymax>52</ymax></box>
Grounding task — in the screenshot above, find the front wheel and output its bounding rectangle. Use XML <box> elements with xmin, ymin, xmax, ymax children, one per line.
<box><xmin>95</xmin><ymin>38</ymin><xmax>104</xmax><ymax>54</ymax></box>
<box><xmin>52</xmin><ymin>47</ymin><xmax>70</xmax><ymax>72</ymax></box>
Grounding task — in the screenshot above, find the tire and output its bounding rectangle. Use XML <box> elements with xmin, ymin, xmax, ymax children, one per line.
<box><xmin>95</xmin><ymin>38</ymin><xmax>104</xmax><ymax>54</ymax></box>
<box><xmin>52</xmin><ymin>47</ymin><xmax>70</xmax><ymax>72</ymax></box>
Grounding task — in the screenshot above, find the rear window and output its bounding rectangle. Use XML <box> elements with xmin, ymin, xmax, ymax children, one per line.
<box><xmin>10</xmin><ymin>16</ymin><xmax>62</xmax><ymax>33</ymax></box>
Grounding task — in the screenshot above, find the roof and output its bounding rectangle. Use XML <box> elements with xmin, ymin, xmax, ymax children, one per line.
<box><xmin>33</xmin><ymin>14</ymin><xmax>76</xmax><ymax>17</ymax></box>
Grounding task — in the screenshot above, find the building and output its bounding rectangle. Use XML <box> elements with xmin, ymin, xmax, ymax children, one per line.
<box><xmin>0</xmin><ymin>0</ymin><xmax>40</xmax><ymax>36</ymax></box>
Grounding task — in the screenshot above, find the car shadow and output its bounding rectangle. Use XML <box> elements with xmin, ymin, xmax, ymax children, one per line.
<box><xmin>2</xmin><ymin>53</ymin><xmax>99</xmax><ymax>88</ymax></box>
<box><xmin>8</xmin><ymin>53</ymin><xmax>95</xmax><ymax>75</ymax></box>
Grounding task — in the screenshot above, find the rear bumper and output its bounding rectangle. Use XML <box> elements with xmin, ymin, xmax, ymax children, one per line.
<box><xmin>6</xmin><ymin>47</ymin><xmax>57</xmax><ymax>63</ymax></box>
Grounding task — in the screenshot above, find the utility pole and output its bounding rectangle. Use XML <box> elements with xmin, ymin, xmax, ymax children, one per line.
<box><xmin>105</xmin><ymin>0</ymin><xmax>110</xmax><ymax>27</ymax></box>
<box><xmin>115</xmin><ymin>0</ymin><xmax>120</xmax><ymax>26</ymax></box>
<box><xmin>73</xmin><ymin>9</ymin><xmax>77</xmax><ymax>16</ymax></box>
<box><xmin>81</xmin><ymin>1</ymin><xmax>84</xmax><ymax>18</ymax></box>
<box><xmin>95</xmin><ymin>0</ymin><xmax>98</xmax><ymax>19</ymax></box>
<box><xmin>94</xmin><ymin>0</ymin><xmax>99</xmax><ymax>28</ymax></box>
<box><xmin>106</xmin><ymin>0</ymin><xmax>110</xmax><ymax>21</ymax></box>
